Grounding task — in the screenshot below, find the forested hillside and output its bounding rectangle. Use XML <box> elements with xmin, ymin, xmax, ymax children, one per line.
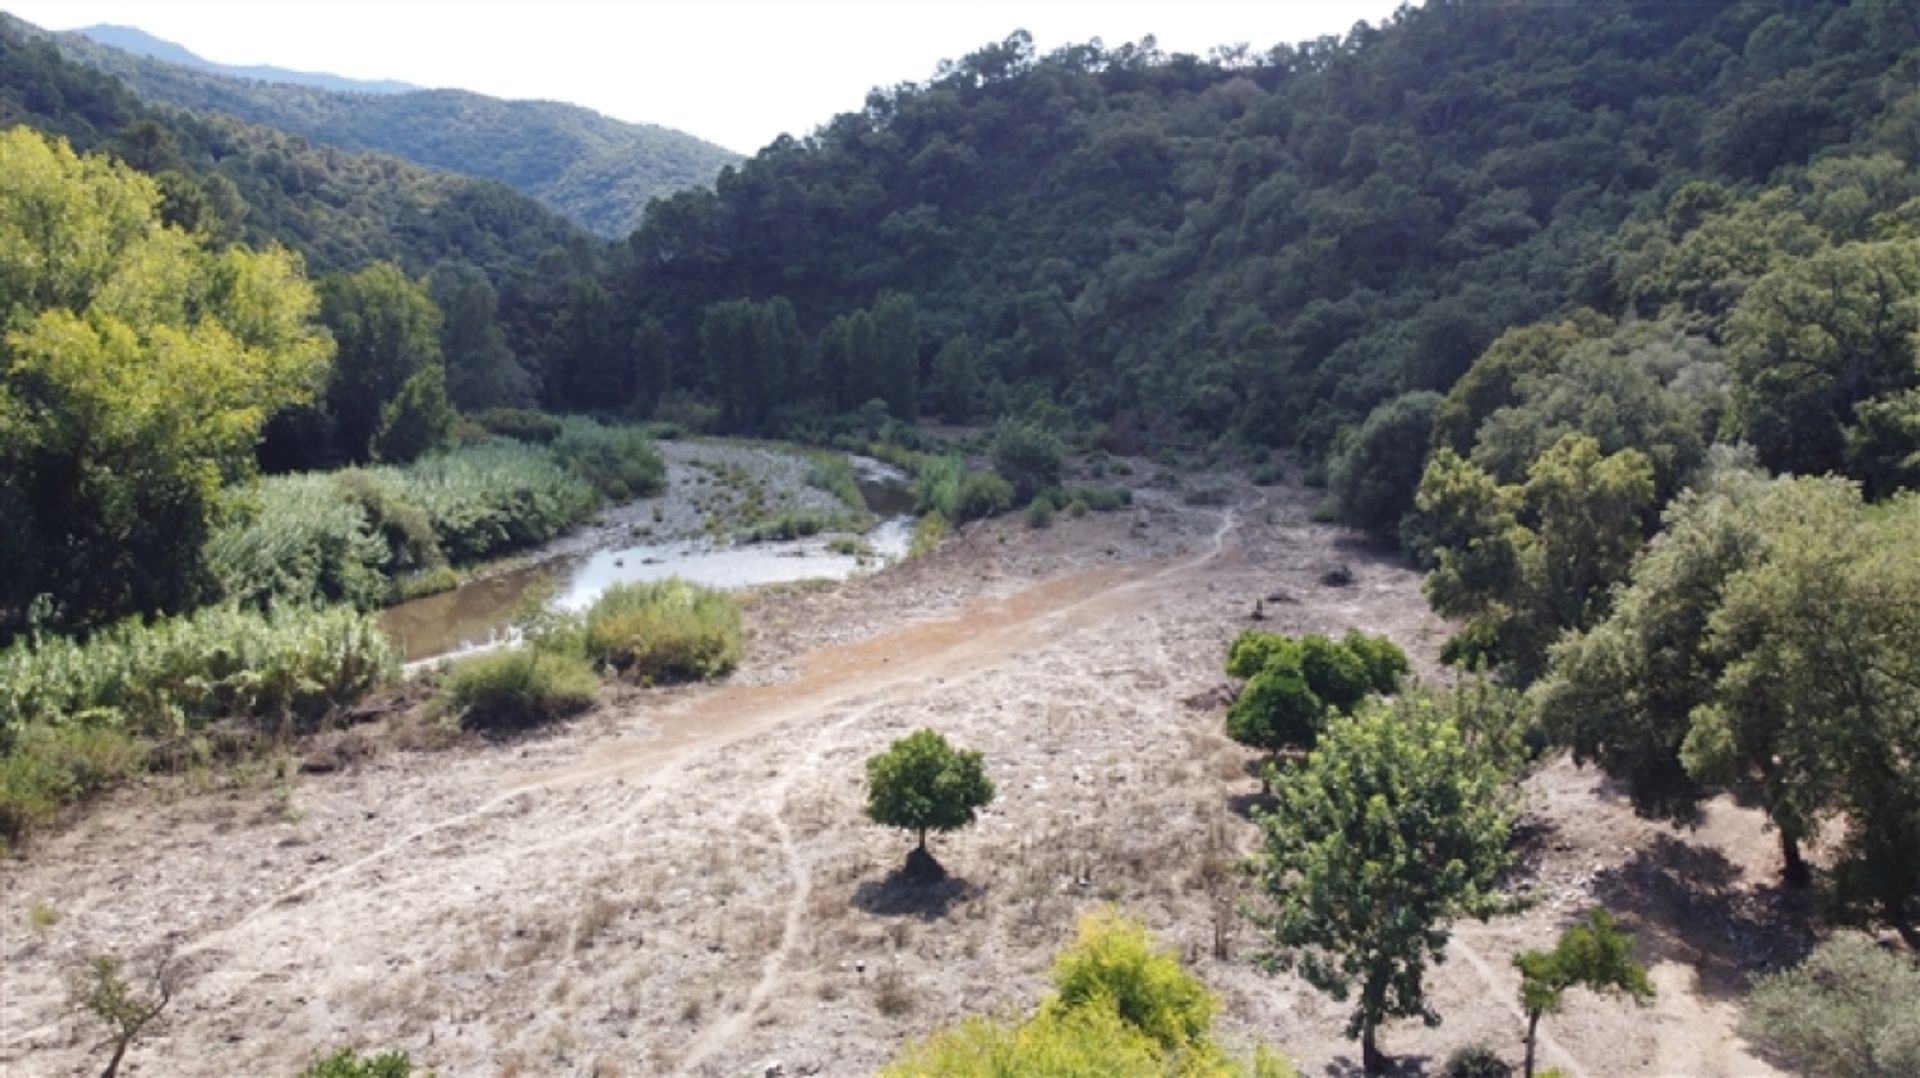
<box><xmin>605</xmin><ymin>2</ymin><xmax>1919</xmax><ymax>471</ymax></box>
<box><xmin>56</xmin><ymin>26</ymin><xmax>741</xmax><ymax>236</ymax></box>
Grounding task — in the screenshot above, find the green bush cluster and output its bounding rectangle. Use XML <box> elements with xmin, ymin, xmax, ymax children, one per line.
<box><xmin>442</xmin><ymin>648</ymin><xmax>598</xmax><ymax>734</ymax></box>
<box><xmin>581</xmin><ymin>579</ymin><xmax>743</xmax><ymax>683</ymax></box>
<box><xmin>550</xmin><ymin>417</ymin><xmax>667</xmax><ymax>501</ymax></box>
<box><xmin>300</xmin><ymin>1047</ymin><xmax>432</xmax><ymax>1078</ymax></box>
<box><xmin>473</xmin><ymin>407</ymin><xmax>563</xmax><ymax>444</ymax></box>
<box><xmin>914</xmin><ymin>455</ymin><xmax>1015</xmax><ymax>522</ymax></box>
<box><xmin>1066</xmin><ymin>485</ymin><xmax>1133</xmax><ymax>512</ymax></box>
<box><xmin>0</xmin><ymin>604</ymin><xmax>397</xmax><ymax>847</ymax></box>
<box><xmin>1224</xmin><ymin>629</ymin><xmax>1409</xmax><ymax>754</ymax></box>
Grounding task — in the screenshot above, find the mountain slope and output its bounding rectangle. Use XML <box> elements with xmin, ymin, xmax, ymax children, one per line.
<box><xmin>609</xmin><ymin>4</ymin><xmax>1920</xmax><ymax>453</ymax></box>
<box><xmin>74</xmin><ymin>23</ymin><xmax>420</xmax><ymax>94</ymax></box>
<box><xmin>0</xmin><ymin>12</ymin><xmax>602</xmax><ymax>365</ymax></box>
<box><xmin>56</xmin><ymin>27</ymin><xmax>741</xmax><ymax>236</ymax></box>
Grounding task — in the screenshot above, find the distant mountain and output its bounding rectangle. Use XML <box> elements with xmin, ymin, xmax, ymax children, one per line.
<box><xmin>75</xmin><ymin>24</ymin><xmax>421</xmax><ymax>95</ymax></box>
<box><xmin>55</xmin><ymin>26</ymin><xmax>741</xmax><ymax>236</ymax></box>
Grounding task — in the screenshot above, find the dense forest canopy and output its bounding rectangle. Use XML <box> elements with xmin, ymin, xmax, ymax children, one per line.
<box><xmin>603</xmin><ymin>2</ymin><xmax>1918</xmax><ymax>463</ymax></box>
<box><xmin>52</xmin><ymin>26</ymin><xmax>741</xmax><ymax>237</ymax></box>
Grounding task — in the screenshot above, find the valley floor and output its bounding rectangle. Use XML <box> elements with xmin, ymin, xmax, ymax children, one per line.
<box><xmin>0</xmin><ymin>473</ymin><xmax>1795</xmax><ymax>1076</ymax></box>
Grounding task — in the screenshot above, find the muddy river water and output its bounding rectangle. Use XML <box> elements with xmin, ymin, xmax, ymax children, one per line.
<box><xmin>381</xmin><ymin>468</ymin><xmax>914</xmax><ymax>663</ymax></box>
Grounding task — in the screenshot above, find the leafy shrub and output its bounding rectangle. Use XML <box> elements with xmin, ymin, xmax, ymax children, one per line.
<box><xmin>955</xmin><ymin>471</ymin><xmax>1015</xmax><ymax>521</ymax></box>
<box><xmin>1741</xmin><ymin>935</ymin><xmax>1920</xmax><ymax>1078</ymax></box>
<box><xmin>1443</xmin><ymin>1044</ymin><xmax>1513</xmax><ymax>1078</ymax></box>
<box><xmin>805</xmin><ymin>452</ymin><xmax>866</xmax><ymax>511</ymax></box>
<box><xmin>1026</xmin><ymin>495</ymin><xmax>1055</xmax><ymax>529</ymax></box>
<box><xmin>443</xmin><ymin>648</ymin><xmax>598</xmax><ymax>733</ymax></box>
<box><xmin>1251</xmin><ymin>460</ymin><xmax>1288</xmax><ymax>486</ymax></box>
<box><xmin>1329</xmin><ymin>391</ymin><xmax>1443</xmax><ymax>538</ymax></box>
<box><xmin>990</xmin><ymin>419</ymin><xmax>1064</xmax><ymax>501</ymax></box>
<box><xmin>0</xmin><ymin>725</ymin><xmax>144</xmax><ymax>852</ymax></box>
<box><xmin>741</xmin><ymin>510</ymin><xmax>831</xmax><ymax>542</ymax></box>
<box><xmin>1183</xmin><ymin>483</ymin><xmax>1233</xmax><ymax>507</ymax></box>
<box><xmin>474</xmin><ymin>407</ymin><xmax>562</xmax><ymax>444</ymax></box>
<box><xmin>909</xmin><ymin>511</ymin><xmax>949</xmax><ymax>558</ymax></box>
<box><xmin>1224</xmin><ymin>630</ymin><xmax>1408</xmax><ymax>754</ymax></box>
<box><xmin>1067</xmin><ymin>485</ymin><xmax>1132</xmax><ymax>512</ymax></box>
<box><xmin>582</xmin><ymin>579</ymin><xmax>743</xmax><ymax>683</ymax></box>
<box><xmin>550</xmin><ymin>418</ymin><xmax>666</xmax><ymax>501</ymax></box>
<box><xmin>301</xmin><ymin>1047</ymin><xmax>431</xmax><ymax>1077</ymax></box>
<box><xmin>1067</xmin><ymin>497</ymin><xmax>1090</xmax><ymax>518</ymax></box>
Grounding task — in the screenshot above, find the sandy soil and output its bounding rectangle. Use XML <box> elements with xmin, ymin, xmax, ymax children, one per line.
<box><xmin>0</xmin><ymin>470</ymin><xmax>1803</xmax><ymax>1077</ymax></box>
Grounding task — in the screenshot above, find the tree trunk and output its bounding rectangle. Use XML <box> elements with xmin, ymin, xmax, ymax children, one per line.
<box><xmin>1523</xmin><ymin>1009</ymin><xmax>1541</xmax><ymax>1078</ymax></box>
<box><xmin>101</xmin><ymin>1035</ymin><xmax>130</xmax><ymax>1078</ymax></box>
<box><xmin>1361</xmin><ymin>1020</ymin><xmax>1387</xmax><ymax>1075</ymax></box>
<box><xmin>1780</xmin><ymin>830</ymin><xmax>1810</xmax><ymax>888</ymax></box>
<box><xmin>916</xmin><ymin>827</ymin><xmax>926</xmax><ymax>852</ymax></box>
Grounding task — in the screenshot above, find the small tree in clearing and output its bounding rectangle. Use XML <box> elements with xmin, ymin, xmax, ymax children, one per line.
<box><xmin>1513</xmin><ymin>910</ymin><xmax>1654</xmax><ymax>1078</ymax></box>
<box><xmin>864</xmin><ymin>728</ymin><xmax>994</xmax><ymax>857</ymax></box>
<box><xmin>1246</xmin><ymin>699</ymin><xmax>1514</xmax><ymax>1075</ymax></box>
<box><xmin>69</xmin><ymin>954</ymin><xmax>175</xmax><ymax>1078</ymax></box>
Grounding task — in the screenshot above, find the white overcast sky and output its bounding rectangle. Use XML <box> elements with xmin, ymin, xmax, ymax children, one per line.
<box><xmin>7</xmin><ymin>1</ymin><xmax>1404</xmax><ymax>154</ymax></box>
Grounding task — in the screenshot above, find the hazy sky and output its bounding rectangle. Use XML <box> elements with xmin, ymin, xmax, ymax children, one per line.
<box><xmin>8</xmin><ymin>1</ymin><xmax>1403</xmax><ymax>153</ymax></box>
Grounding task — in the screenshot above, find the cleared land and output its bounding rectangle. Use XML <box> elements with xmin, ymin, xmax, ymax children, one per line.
<box><xmin>0</xmin><ymin>470</ymin><xmax>1797</xmax><ymax>1076</ymax></box>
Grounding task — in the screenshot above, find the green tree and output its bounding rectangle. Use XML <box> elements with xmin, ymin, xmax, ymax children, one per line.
<box><xmin>320</xmin><ymin>261</ymin><xmax>442</xmax><ymax>462</ymax></box>
<box><xmin>68</xmin><ymin>954</ymin><xmax>175</xmax><ymax>1078</ymax></box>
<box><xmin>1246</xmin><ymin>700</ymin><xmax>1515</xmax><ymax>1075</ymax></box>
<box><xmin>547</xmin><ymin>274</ymin><xmax>623</xmax><ymax>411</ymax></box>
<box><xmin>1740</xmin><ymin>935</ymin><xmax>1920</xmax><ymax>1078</ymax></box>
<box><xmin>1539</xmin><ymin>474</ymin><xmax>1920</xmax><ymax>914</ymax></box>
<box><xmin>1512</xmin><ymin>911</ymin><xmax>1653</xmax><ymax>1078</ymax></box>
<box><xmin>432</xmin><ymin>266</ymin><xmax>523</xmax><ymax>411</ymax></box>
<box><xmin>872</xmin><ymin>291</ymin><xmax>921</xmax><ymax>421</ymax></box>
<box><xmin>990</xmin><ymin>418</ymin><xmax>1064</xmax><ymax>502</ymax></box>
<box><xmin>864</xmin><ymin>728</ymin><xmax>995</xmax><ymax>855</ymax></box>
<box><xmin>1412</xmin><ymin>434</ymin><xmax>1654</xmax><ymax>682</ymax></box>
<box><xmin>936</xmin><ymin>334</ymin><xmax>980</xmax><ymax>424</ymax></box>
<box><xmin>1330</xmin><ymin>390</ymin><xmax>1442</xmax><ymax>538</ymax></box>
<box><xmin>1725</xmin><ymin>239</ymin><xmax>1920</xmax><ymax>479</ymax></box>
<box><xmin>371</xmin><ymin>363</ymin><xmax>454</xmax><ymax>464</ymax></box>
<box><xmin>0</xmin><ymin>128</ymin><xmax>332</xmax><ymax>634</ymax></box>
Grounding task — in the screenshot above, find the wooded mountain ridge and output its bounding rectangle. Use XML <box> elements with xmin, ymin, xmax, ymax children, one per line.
<box><xmin>54</xmin><ymin>22</ymin><xmax>740</xmax><ymax>236</ymax></box>
<box><xmin>73</xmin><ymin>23</ymin><xmax>421</xmax><ymax>94</ymax></box>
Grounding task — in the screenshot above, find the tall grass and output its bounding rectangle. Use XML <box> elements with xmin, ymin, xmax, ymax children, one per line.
<box><xmin>581</xmin><ymin>579</ymin><xmax>743</xmax><ymax>683</ymax></box>
<box><xmin>914</xmin><ymin>455</ymin><xmax>1014</xmax><ymax>522</ymax></box>
<box><xmin>0</xmin><ymin>603</ymin><xmax>397</xmax><ymax>849</ymax></box>
<box><xmin>212</xmin><ymin>442</ymin><xmax>600</xmax><ymax>607</ymax></box>
<box><xmin>551</xmin><ymin>417</ymin><xmax>667</xmax><ymax>501</ymax></box>
<box><xmin>806</xmin><ymin>452</ymin><xmax>866</xmax><ymax>512</ymax></box>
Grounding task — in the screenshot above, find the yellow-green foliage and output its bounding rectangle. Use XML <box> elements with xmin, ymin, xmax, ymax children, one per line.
<box><xmin>443</xmin><ymin>647</ymin><xmax>598</xmax><ymax>733</ymax></box>
<box><xmin>806</xmin><ymin>451</ymin><xmax>866</xmax><ymax>511</ymax></box>
<box><xmin>910</xmin><ymin>511</ymin><xmax>951</xmax><ymax>558</ymax></box>
<box><xmin>0</xmin><ymin>127</ymin><xmax>333</xmax><ymax>633</ymax></box>
<box><xmin>582</xmin><ymin>579</ymin><xmax>743</xmax><ymax>683</ymax></box>
<box><xmin>883</xmin><ymin>909</ymin><xmax>1293</xmax><ymax>1077</ymax></box>
<box><xmin>0</xmin><ymin>603</ymin><xmax>395</xmax><ymax>847</ymax></box>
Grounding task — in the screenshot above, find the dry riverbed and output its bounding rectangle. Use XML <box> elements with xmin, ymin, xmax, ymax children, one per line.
<box><xmin>0</xmin><ymin>466</ymin><xmax>1797</xmax><ymax>1077</ymax></box>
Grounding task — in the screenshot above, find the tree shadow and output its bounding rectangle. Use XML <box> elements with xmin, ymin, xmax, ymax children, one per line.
<box><xmin>1589</xmin><ymin>834</ymin><xmax>1819</xmax><ymax>998</ymax></box>
<box><xmin>1320</xmin><ymin>1052</ymin><xmax>1432</xmax><ymax>1077</ymax></box>
<box><xmin>853</xmin><ymin>849</ymin><xmax>979</xmax><ymax>921</ymax></box>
